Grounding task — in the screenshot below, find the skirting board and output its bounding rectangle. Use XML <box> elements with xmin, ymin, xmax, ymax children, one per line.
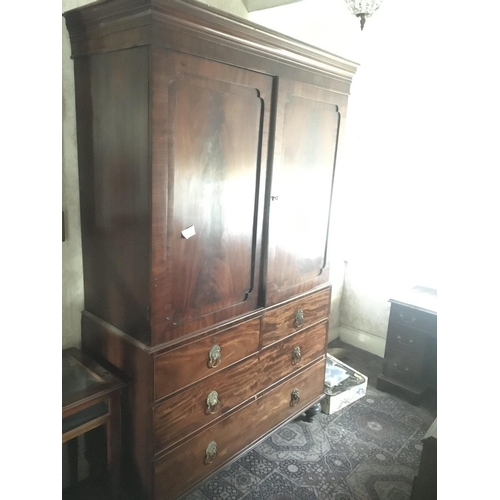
<box><xmin>339</xmin><ymin>325</ymin><xmax>386</xmax><ymax>358</ymax></box>
<box><xmin>328</xmin><ymin>324</ymin><xmax>340</xmax><ymax>343</ymax></box>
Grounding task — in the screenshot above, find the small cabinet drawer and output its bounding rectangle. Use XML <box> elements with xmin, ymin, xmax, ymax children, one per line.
<box><xmin>383</xmin><ymin>350</ymin><xmax>424</xmax><ymax>389</ymax></box>
<box><xmin>262</xmin><ymin>287</ymin><xmax>330</xmax><ymax>347</ymax></box>
<box><xmin>154</xmin><ymin>317</ymin><xmax>260</xmax><ymax>400</ymax></box>
<box><xmin>259</xmin><ymin>321</ymin><xmax>327</xmax><ymax>391</ymax></box>
<box><xmin>154</xmin><ymin>359</ymin><xmax>325</xmax><ymax>500</ymax></box>
<box><xmin>385</xmin><ymin>323</ymin><xmax>426</xmax><ymax>359</ymax></box>
<box><xmin>390</xmin><ymin>303</ymin><xmax>437</xmax><ymax>334</ymax></box>
<box><xmin>154</xmin><ymin>355</ymin><xmax>260</xmax><ymax>454</ymax></box>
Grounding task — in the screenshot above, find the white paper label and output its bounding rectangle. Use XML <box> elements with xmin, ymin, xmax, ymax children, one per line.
<box><xmin>181</xmin><ymin>225</ymin><xmax>196</xmax><ymax>239</ymax></box>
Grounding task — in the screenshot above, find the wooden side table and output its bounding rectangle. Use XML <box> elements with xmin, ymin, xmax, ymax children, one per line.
<box><xmin>63</xmin><ymin>348</ymin><xmax>126</xmax><ymax>499</ymax></box>
<box><xmin>377</xmin><ymin>286</ymin><xmax>437</xmax><ymax>405</ymax></box>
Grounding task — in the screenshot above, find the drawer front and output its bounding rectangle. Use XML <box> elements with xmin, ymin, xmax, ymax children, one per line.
<box><xmin>154</xmin><ymin>317</ymin><xmax>260</xmax><ymax>400</ymax></box>
<box><xmin>390</xmin><ymin>303</ymin><xmax>437</xmax><ymax>334</ymax></box>
<box><xmin>383</xmin><ymin>350</ymin><xmax>424</xmax><ymax>389</ymax></box>
<box><xmin>154</xmin><ymin>359</ymin><xmax>325</xmax><ymax>500</ymax></box>
<box><xmin>259</xmin><ymin>321</ymin><xmax>327</xmax><ymax>392</ymax></box>
<box><xmin>154</xmin><ymin>355</ymin><xmax>260</xmax><ymax>454</ymax></box>
<box><xmin>385</xmin><ymin>322</ymin><xmax>426</xmax><ymax>359</ymax></box>
<box><xmin>262</xmin><ymin>288</ymin><xmax>330</xmax><ymax>347</ymax></box>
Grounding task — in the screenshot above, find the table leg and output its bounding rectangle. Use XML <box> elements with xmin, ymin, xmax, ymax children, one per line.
<box><xmin>67</xmin><ymin>437</ymin><xmax>79</xmax><ymax>486</ymax></box>
<box><xmin>85</xmin><ymin>425</ymin><xmax>107</xmax><ymax>478</ymax></box>
<box><xmin>107</xmin><ymin>391</ymin><xmax>122</xmax><ymax>500</ymax></box>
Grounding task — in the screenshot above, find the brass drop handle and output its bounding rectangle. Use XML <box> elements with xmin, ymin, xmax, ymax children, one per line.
<box><xmin>399</xmin><ymin>313</ymin><xmax>416</xmax><ymax>324</ymax></box>
<box><xmin>208</xmin><ymin>344</ymin><xmax>222</xmax><ymax>368</ymax></box>
<box><xmin>206</xmin><ymin>390</ymin><xmax>220</xmax><ymax>415</ymax></box>
<box><xmin>397</xmin><ymin>335</ymin><xmax>414</xmax><ymax>345</ymax></box>
<box><xmin>393</xmin><ymin>363</ymin><xmax>409</xmax><ymax>374</ymax></box>
<box><xmin>204</xmin><ymin>441</ymin><xmax>217</xmax><ymax>464</ymax></box>
<box><xmin>294</xmin><ymin>309</ymin><xmax>304</xmax><ymax>328</ymax></box>
<box><xmin>290</xmin><ymin>388</ymin><xmax>300</xmax><ymax>407</ymax></box>
<box><xmin>291</xmin><ymin>346</ymin><xmax>302</xmax><ymax>365</ymax></box>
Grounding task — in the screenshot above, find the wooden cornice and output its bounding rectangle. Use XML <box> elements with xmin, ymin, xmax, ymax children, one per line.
<box><xmin>64</xmin><ymin>0</ymin><xmax>358</xmax><ymax>83</ymax></box>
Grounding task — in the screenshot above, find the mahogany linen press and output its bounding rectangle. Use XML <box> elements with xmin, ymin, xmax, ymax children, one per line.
<box><xmin>64</xmin><ymin>1</ymin><xmax>358</xmax><ymax>497</ymax></box>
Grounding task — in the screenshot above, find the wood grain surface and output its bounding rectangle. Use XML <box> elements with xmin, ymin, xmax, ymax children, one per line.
<box><xmin>154</xmin><ymin>354</ymin><xmax>260</xmax><ymax>454</ymax></box>
<box><xmin>262</xmin><ymin>287</ymin><xmax>330</xmax><ymax>347</ymax></box>
<box><xmin>154</xmin><ymin>317</ymin><xmax>260</xmax><ymax>400</ymax></box>
<box><xmin>154</xmin><ymin>359</ymin><xmax>325</xmax><ymax>500</ymax></box>
<box><xmin>258</xmin><ymin>321</ymin><xmax>327</xmax><ymax>392</ymax></box>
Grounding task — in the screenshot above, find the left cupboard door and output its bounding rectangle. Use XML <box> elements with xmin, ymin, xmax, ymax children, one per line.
<box><xmin>150</xmin><ymin>48</ymin><xmax>274</xmax><ymax>345</ymax></box>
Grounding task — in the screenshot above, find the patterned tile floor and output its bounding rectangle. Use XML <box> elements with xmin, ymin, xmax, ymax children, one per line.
<box><xmin>186</xmin><ymin>340</ymin><xmax>436</xmax><ymax>500</ymax></box>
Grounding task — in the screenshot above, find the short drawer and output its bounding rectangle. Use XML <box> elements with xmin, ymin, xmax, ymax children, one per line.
<box><xmin>258</xmin><ymin>321</ymin><xmax>327</xmax><ymax>391</ymax></box>
<box><xmin>390</xmin><ymin>303</ymin><xmax>437</xmax><ymax>335</ymax></box>
<box><xmin>154</xmin><ymin>317</ymin><xmax>260</xmax><ymax>400</ymax></box>
<box><xmin>154</xmin><ymin>355</ymin><xmax>260</xmax><ymax>454</ymax></box>
<box><xmin>383</xmin><ymin>350</ymin><xmax>425</xmax><ymax>389</ymax></box>
<box><xmin>385</xmin><ymin>322</ymin><xmax>427</xmax><ymax>359</ymax></box>
<box><xmin>262</xmin><ymin>287</ymin><xmax>330</xmax><ymax>347</ymax></box>
<box><xmin>154</xmin><ymin>359</ymin><xmax>325</xmax><ymax>500</ymax></box>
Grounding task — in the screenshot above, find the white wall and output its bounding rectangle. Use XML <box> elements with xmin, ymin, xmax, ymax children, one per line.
<box><xmin>197</xmin><ymin>0</ymin><xmax>249</xmax><ymax>17</ymax></box>
<box><xmin>251</xmin><ymin>0</ymin><xmax>441</xmax><ymax>354</ymax></box>
<box><xmin>62</xmin><ymin>0</ymin><xmax>92</xmax><ymax>349</ymax></box>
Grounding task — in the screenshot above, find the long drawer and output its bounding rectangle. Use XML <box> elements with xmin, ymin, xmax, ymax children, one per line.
<box><xmin>261</xmin><ymin>288</ymin><xmax>330</xmax><ymax>347</ymax></box>
<box><xmin>154</xmin><ymin>359</ymin><xmax>326</xmax><ymax>500</ymax></box>
<box><xmin>154</xmin><ymin>354</ymin><xmax>260</xmax><ymax>454</ymax></box>
<box><xmin>154</xmin><ymin>321</ymin><xmax>327</xmax><ymax>455</ymax></box>
<box><xmin>154</xmin><ymin>317</ymin><xmax>260</xmax><ymax>400</ymax></box>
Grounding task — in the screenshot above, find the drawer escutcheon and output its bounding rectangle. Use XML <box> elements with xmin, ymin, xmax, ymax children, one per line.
<box><xmin>208</xmin><ymin>345</ymin><xmax>222</xmax><ymax>368</ymax></box>
<box><xmin>204</xmin><ymin>440</ymin><xmax>217</xmax><ymax>464</ymax></box>
<box><xmin>290</xmin><ymin>388</ymin><xmax>300</xmax><ymax>407</ymax></box>
<box><xmin>294</xmin><ymin>309</ymin><xmax>304</xmax><ymax>328</ymax></box>
<box><xmin>291</xmin><ymin>346</ymin><xmax>302</xmax><ymax>365</ymax></box>
<box><xmin>206</xmin><ymin>390</ymin><xmax>220</xmax><ymax>415</ymax></box>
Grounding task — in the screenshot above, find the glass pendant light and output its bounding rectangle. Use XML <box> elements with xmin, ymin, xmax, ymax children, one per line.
<box><xmin>344</xmin><ymin>0</ymin><xmax>383</xmax><ymax>30</ymax></box>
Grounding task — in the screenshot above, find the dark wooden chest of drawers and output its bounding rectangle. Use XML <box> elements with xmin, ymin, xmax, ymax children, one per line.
<box><xmin>377</xmin><ymin>287</ymin><xmax>437</xmax><ymax>404</ymax></box>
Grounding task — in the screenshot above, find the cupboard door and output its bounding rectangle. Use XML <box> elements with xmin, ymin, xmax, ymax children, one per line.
<box><xmin>150</xmin><ymin>49</ymin><xmax>273</xmax><ymax>345</ymax></box>
<box><xmin>266</xmin><ymin>80</ymin><xmax>347</xmax><ymax>306</ymax></box>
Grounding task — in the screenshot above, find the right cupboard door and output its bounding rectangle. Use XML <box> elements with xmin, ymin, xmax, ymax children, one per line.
<box><xmin>266</xmin><ymin>79</ymin><xmax>347</xmax><ymax>306</ymax></box>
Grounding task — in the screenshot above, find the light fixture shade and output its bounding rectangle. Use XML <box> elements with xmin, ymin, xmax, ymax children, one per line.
<box><xmin>344</xmin><ymin>0</ymin><xmax>383</xmax><ymax>30</ymax></box>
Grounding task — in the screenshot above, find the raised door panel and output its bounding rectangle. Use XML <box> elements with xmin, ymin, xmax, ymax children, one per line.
<box><xmin>150</xmin><ymin>49</ymin><xmax>273</xmax><ymax>345</ymax></box>
<box><xmin>266</xmin><ymin>80</ymin><xmax>346</xmax><ymax>306</ymax></box>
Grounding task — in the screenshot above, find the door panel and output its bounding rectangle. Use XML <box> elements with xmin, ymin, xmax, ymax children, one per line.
<box><xmin>150</xmin><ymin>49</ymin><xmax>273</xmax><ymax>344</ymax></box>
<box><xmin>266</xmin><ymin>80</ymin><xmax>345</xmax><ymax>305</ymax></box>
